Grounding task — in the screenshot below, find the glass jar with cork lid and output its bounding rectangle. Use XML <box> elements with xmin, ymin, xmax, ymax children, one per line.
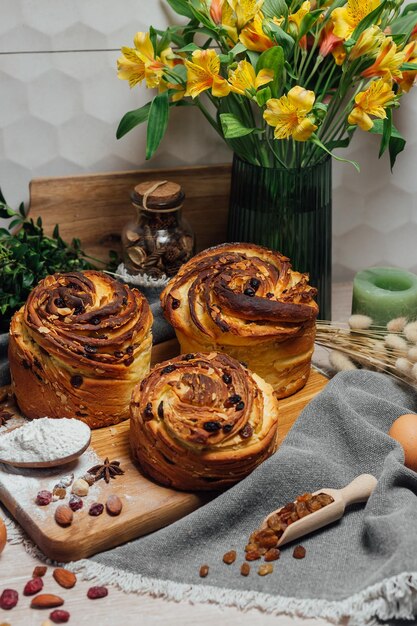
<box><xmin>121</xmin><ymin>180</ymin><xmax>195</xmax><ymax>280</ymax></box>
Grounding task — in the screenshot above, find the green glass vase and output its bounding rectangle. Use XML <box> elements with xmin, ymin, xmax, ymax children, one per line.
<box><xmin>227</xmin><ymin>154</ymin><xmax>332</xmax><ymax>320</ymax></box>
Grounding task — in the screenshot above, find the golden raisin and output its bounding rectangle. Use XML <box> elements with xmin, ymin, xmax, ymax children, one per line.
<box><xmin>199</xmin><ymin>565</ymin><xmax>209</xmax><ymax>578</ymax></box>
<box><xmin>258</xmin><ymin>564</ymin><xmax>273</xmax><ymax>576</ymax></box>
<box><xmin>245</xmin><ymin>550</ymin><xmax>261</xmax><ymax>561</ymax></box>
<box><xmin>293</xmin><ymin>545</ymin><xmax>306</xmax><ymax>559</ymax></box>
<box><xmin>264</xmin><ymin>548</ymin><xmax>280</xmax><ymax>562</ymax></box>
<box><xmin>223</xmin><ymin>550</ymin><xmax>237</xmax><ymax>564</ymax></box>
<box><xmin>240</xmin><ymin>563</ymin><xmax>250</xmax><ymax>576</ymax></box>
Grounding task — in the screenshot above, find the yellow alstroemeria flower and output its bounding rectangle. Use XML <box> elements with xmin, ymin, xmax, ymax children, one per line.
<box><xmin>264</xmin><ymin>86</ymin><xmax>318</xmax><ymax>141</ymax></box>
<box><xmin>117</xmin><ymin>32</ymin><xmax>165</xmax><ymax>88</ymax></box>
<box><xmin>239</xmin><ymin>13</ymin><xmax>274</xmax><ymax>51</ymax></box>
<box><xmin>288</xmin><ymin>1</ymin><xmax>310</xmax><ymax>31</ymax></box>
<box><xmin>227</xmin><ymin>0</ymin><xmax>264</xmax><ymax>30</ymax></box>
<box><xmin>350</xmin><ymin>25</ymin><xmax>385</xmax><ymax>60</ymax></box>
<box><xmin>398</xmin><ymin>41</ymin><xmax>417</xmax><ymax>93</ymax></box>
<box><xmin>361</xmin><ymin>37</ymin><xmax>406</xmax><ymax>81</ymax></box>
<box><xmin>228</xmin><ymin>60</ymin><xmax>273</xmax><ymax>95</ymax></box>
<box><xmin>332</xmin><ymin>0</ymin><xmax>380</xmax><ymax>41</ymax></box>
<box><xmin>185</xmin><ymin>49</ymin><xmax>231</xmax><ymax>98</ymax></box>
<box><xmin>348</xmin><ymin>79</ymin><xmax>395</xmax><ymax>130</ymax></box>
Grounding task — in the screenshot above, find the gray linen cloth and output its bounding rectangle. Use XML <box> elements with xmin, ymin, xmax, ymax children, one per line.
<box><xmin>74</xmin><ymin>370</ymin><xmax>417</xmax><ymax>625</ymax></box>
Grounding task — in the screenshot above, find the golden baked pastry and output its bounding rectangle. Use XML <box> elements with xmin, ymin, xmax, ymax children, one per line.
<box><xmin>9</xmin><ymin>271</ymin><xmax>153</xmax><ymax>428</ymax></box>
<box><xmin>160</xmin><ymin>243</ymin><xmax>318</xmax><ymax>398</ymax></box>
<box><xmin>130</xmin><ymin>352</ymin><xmax>279</xmax><ymax>491</ymax></box>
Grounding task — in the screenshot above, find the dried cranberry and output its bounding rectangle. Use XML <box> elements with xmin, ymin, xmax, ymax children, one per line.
<box><xmin>69</xmin><ymin>494</ymin><xmax>83</xmax><ymax>512</ymax></box>
<box><xmin>87</xmin><ymin>586</ymin><xmax>108</xmax><ymax>599</ymax></box>
<box><xmin>250</xmin><ymin>278</ymin><xmax>260</xmax><ymax>290</ymax></box>
<box><xmin>114</xmin><ymin>351</ymin><xmax>123</xmax><ymax>358</ymax></box>
<box><xmin>50</xmin><ymin>609</ymin><xmax>70</xmax><ymax>623</ymax></box>
<box><xmin>157</xmin><ymin>401</ymin><xmax>164</xmax><ymax>418</ymax></box>
<box><xmin>235</xmin><ymin>401</ymin><xmax>245</xmax><ymax>411</ymax></box>
<box><xmin>240</xmin><ymin>423</ymin><xmax>253</xmax><ymax>439</ymax></box>
<box><xmin>126</xmin><ymin>346</ymin><xmax>134</xmax><ymax>355</ymax></box>
<box><xmin>0</xmin><ymin>588</ymin><xmax>18</xmax><ymax>610</ymax></box>
<box><xmin>143</xmin><ymin>402</ymin><xmax>153</xmax><ymax>420</ymax></box>
<box><xmin>55</xmin><ymin>298</ymin><xmax>65</xmax><ymax>308</ymax></box>
<box><xmin>124</xmin><ymin>356</ymin><xmax>134</xmax><ymax>367</ymax></box>
<box><xmin>182</xmin><ymin>353</ymin><xmax>194</xmax><ymax>361</ymax></box>
<box><xmin>70</xmin><ymin>374</ymin><xmax>83</xmax><ymax>388</ymax></box>
<box><xmin>89</xmin><ymin>503</ymin><xmax>104</xmax><ymax>516</ymax></box>
<box><xmin>23</xmin><ymin>576</ymin><xmax>43</xmax><ymax>596</ymax></box>
<box><xmin>74</xmin><ymin>305</ymin><xmax>84</xmax><ymax>315</ymax></box>
<box><xmin>172</xmin><ymin>298</ymin><xmax>181</xmax><ymax>310</ymax></box>
<box><xmin>161</xmin><ymin>364</ymin><xmax>176</xmax><ymax>375</ymax></box>
<box><xmin>203</xmin><ymin>421</ymin><xmax>221</xmax><ymax>432</ymax></box>
<box><xmin>223</xmin><ymin>424</ymin><xmax>233</xmax><ymax>433</ymax></box>
<box><xmin>222</xmin><ymin>373</ymin><xmax>232</xmax><ymax>385</ymax></box>
<box><xmin>85</xmin><ymin>345</ymin><xmax>97</xmax><ymax>354</ymax></box>
<box><xmin>90</xmin><ymin>316</ymin><xmax>100</xmax><ymax>326</ymax></box>
<box><xmin>122</xmin><ymin>297</ymin><xmax>128</xmax><ymax>306</ymax></box>
<box><xmin>266</xmin><ymin>292</ymin><xmax>274</xmax><ymax>299</ymax></box>
<box><xmin>36</xmin><ymin>490</ymin><xmax>52</xmax><ymax>506</ymax></box>
<box><xmin>244</xmin><ymin>288</ymin><xmax>255</xmax><ymax>297</ymax></box>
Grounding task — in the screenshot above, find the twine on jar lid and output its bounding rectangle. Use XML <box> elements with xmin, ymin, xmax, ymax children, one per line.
<box><xmin>132</xmin><ymin>180</ymin><xmax>184</xmax><ymax>213</ymax></box>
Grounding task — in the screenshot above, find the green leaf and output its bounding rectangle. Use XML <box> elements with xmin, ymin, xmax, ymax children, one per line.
<box><xmin>116</xmin><ymin>102</ymin><xmax>152</xmax><ymax>139</ymax></box>
<box><xmin>230</xmin><ymin>42</ymin><xmax>247</xmax><ymax>57</ymax></box>
<box><xmin>170</xmin><ymin>63</ymin><xmax>187</xmax><ymax>83</ymax></box>
<box><xmin>261</xmin><ymin>0</ymin><xmax>288</xmax><ymax>20</ymax></box>
<box><xmin>256</xmin><ymin>86</ymin><xmax>272</xmax><ymax>107</ymax></box>
<box><xmin>298</xmin><ymin>9</ymin><xmax>323</xmax><ymax>40</ymax></box>
<box><xmin>378</xmin><ymin>109</ymin><xmax>392</xmax><ymax>158</ymax></box>
<box><xmin>370</xmin><ymin>119</ymin><xmax>406</xmax><ymax>170</ymax></box>
<box><xmin>400</xmin><ymin>62</ymin><xmax>417</xmax><ymax>71</ymax></box>
<box><xmin>390</xmin><ymin>9</ymin><xmax>417</xmax><ymax>38</ymax></box>
<box><xmin>402</xmin><ymin>3</ymin><xmax>417</xmax><ymax>15</ymax></box>
<box><xmin>146</xmin><ymin>92</ymin><xmax>170</xmax><ymax>160</ymax></box>
<box><xmin>149</xmin><ymin>26</ymin><xmax>158</xmax><ymax>52</ymax></box>
<box><xmin>176</xmin><ymin>43</ymin><xmax>200</xmax><ymax>53</ymax></box>
<box><xmin>256</xmin><ymin>46</ymin><xmax>284</xmax><ymax>98</ymax></box>
<box><xmin>311</xmin><ymin>135</ymin><xmax>360</xmax><ymax>171</ymax></box>
<box><xmin>246</xmin><ymin>50</ymin><xmax>260</xmax><ymax>67</ymax></box>
<box><xmin>266</xmin><ymin>21</ymin><xmax>294</xmax><ymax>56</ymax></box>
<box><xmin>0</xmin><ymin>188</ymin><xmax>6</xmax><ymax>204</ymax></box>
<box><xmin>166</xmin><ymin>0</ymin><xmax>195</xmax><ymax>19</ymax></box>
<box><xmin>220</xmin><ymin>113</ymin><xmax>258</xmax><ymax>138</ymax></box>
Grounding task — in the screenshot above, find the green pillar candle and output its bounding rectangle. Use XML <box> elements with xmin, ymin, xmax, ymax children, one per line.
<box><xmin>352</xmin><ymin>267</ymin><xmax>417</xmax><ymax>327</ymax></box>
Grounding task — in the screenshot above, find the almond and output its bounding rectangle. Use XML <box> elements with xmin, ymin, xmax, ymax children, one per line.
<box><xmin>30</xmin><ymin>594</ymin><xmax>64</xmax><ymax>609</ymax></box>
<box><xmin>54</xmin><ymin>505</ymin><xmax>73</xmax><ymax>527</ymax></box>
<box><xmin>106</xmin><ymin>494</ymin><xmax>123</xmax><ymax>516</ymax></box>
<box><xmin>53</xmin><ymin>568</ymin><xmax>77</xmax><ymax>589</ymax></box>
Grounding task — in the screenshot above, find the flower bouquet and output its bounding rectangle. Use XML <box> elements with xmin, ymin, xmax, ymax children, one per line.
<box><xmin>116</xmin><ymin>0</ymin><xmax>417</xmax><ymax>170</ymax></box>
<box><xmin>115</xmin><ymin>0</ymin><xmax>417</xmax><ymax>319</ymax></box>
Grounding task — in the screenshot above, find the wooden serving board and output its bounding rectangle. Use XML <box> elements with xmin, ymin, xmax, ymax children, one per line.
<box><xmin>0</xmin><ymin>340</ymin><xmax>327</xmax><ymax>563</ymax></box>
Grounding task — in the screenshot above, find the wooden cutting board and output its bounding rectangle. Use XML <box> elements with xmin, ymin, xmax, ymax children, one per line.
<box><xmin>0</xmin><ymin>340</ymin><xmax>327</xmax><ymax>563</ymax></box>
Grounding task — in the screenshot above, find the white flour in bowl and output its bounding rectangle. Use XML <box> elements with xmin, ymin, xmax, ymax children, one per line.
<box><xmin>0</xmin><ymin>417</ymin><xmax>91</xmax><ymax>464</ymax></box>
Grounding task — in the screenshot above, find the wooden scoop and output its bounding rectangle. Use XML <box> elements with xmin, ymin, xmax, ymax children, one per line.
<box><xmin>262</xmin><ymin>473</ymin><xmax>377</xmax><ymax>547</ymax></box>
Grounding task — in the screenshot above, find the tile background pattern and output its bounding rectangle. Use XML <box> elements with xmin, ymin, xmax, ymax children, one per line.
<box><xmin>1</xmin><ymin>0</ymin><xmax>417</xmax><ymax>280</ymax></box>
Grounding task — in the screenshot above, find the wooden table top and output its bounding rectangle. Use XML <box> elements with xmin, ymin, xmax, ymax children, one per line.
<box><xmin>0</xmin><ymin>283</ymin><xmax>353</xmax><ymax>626</ymax></box>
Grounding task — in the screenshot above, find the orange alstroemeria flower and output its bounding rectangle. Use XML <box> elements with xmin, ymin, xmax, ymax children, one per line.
<box><xmin>185</xmin><ymin>49</ymin><xmax>230</xmax><ymax>98</ymax></box>
<box><xmin>398</xmin><ymin>41</ymin><xmax>417</xmax><ymax>93</ymax></box>
<box><xmin>348</xmin><ymin>78</ymin><xmax>395</xmax><ymax>130</ymax></box>
<box><xmin>239</xmin><ymin>13</ymin><xmax>274</xmax><ymax>51</ymax></box>
<box><xmin>361</xmin><ymin>38</ymin><xmax>406</xmax><ymax>81</ymax></box>
<box><xmin>210</xmin><ymin>0</ymin><xmax>223</xmax><ymax>24</ymax></box>
<box><xmin>319</xmin><ymin>21</ymin><xmax>345</xmax><ymax>63</ymax></box>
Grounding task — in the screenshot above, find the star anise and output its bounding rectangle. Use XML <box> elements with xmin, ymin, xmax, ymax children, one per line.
<box><xmin>0</xmin><ymin>410</ymin><xmax>12</xmax><ymax>427</ymax></box>
<box><xmin>87</xmin><ymin>458</ymin><xmax>124</xmax><ymax>484</ymax></box>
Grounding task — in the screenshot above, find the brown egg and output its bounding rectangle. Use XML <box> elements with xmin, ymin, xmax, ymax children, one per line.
<box><xmin>0</xmin><ymin>517</ymin><xmax>7</xmax><ymax>554</ymax></box>
<box><xmin>388</xmin><ymin>413</ymin><xmax>417</xmax><ymax>472</ymax></box>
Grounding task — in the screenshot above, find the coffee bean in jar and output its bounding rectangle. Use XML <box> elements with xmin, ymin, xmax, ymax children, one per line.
<box><xmin>122</xmin><ymin>180</ymin><xmax>195</xmax><ymax>278</ymax></box>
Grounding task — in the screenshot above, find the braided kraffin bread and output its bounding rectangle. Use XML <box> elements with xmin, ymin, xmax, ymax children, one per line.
<box><xmin>161</xmin><ymin>243</ymin><xmax>318</xmax><ymax>398</ymax></box>
<box><xmin>130</xmin><ymin>352</ymin><xmax>279</xmax><ymax>491</ymax></box>
<box><xmin>9</xmin><ymin>271</ymin><xmax>153</xmax><ymax>428</ymax></box>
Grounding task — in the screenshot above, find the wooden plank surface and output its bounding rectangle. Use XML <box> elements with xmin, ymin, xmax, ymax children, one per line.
<box><xmin>28</xmin><ymin>164</ymin><xmax>232</xmax><ymax>263</ymax></box>
<box><xmin>0</xmin><ymin>341</ymin><xmax>327</xmax><ymax>563</ymax></box>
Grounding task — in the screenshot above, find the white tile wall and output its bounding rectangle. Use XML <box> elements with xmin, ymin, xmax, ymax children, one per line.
<box><xmin>1</xmin><ymin>0</ymin><xmax>417</xmax><ymax>281</ymax></box>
